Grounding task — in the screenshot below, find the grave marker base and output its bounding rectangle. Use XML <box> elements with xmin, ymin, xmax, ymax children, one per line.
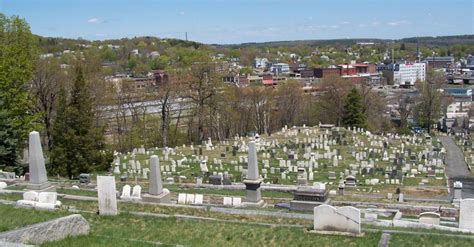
<box><xmin>142</xmin><ymin>191</ymin><xmax>171</xmax><ymax>203</ymax></box>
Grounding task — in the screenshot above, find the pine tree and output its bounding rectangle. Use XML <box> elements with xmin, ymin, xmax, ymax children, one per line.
<box><xmin>50</xmin><ymin>64</ymin><xmax>111</xmax><ymax>178</ymax></box>
<box><xmin>48</xmin><ymin>82</ymin><xmax>69</xmax><ymax>175</ymax></box>
<box><xmin>342</xmin><ymin>87</ymin><xmax>368</xmax><ymax>129</ymax></box>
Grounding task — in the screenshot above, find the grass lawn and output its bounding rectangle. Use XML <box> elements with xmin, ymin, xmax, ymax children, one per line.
<box><xmin>43</xmin><ymin>213</ymin><xmax>381</xmax><ymax>247</ymax></box>
<box><xmin>389</xmin><ymin>233</ymin><xmax>474</xmax><ymax>247</ymax></box>
<box><xmin>0</xmin><ymin>204</ymin><xmax>67</xmax><ymax>232</ymax></box>
<box><xmin>2</xmin><ymin>203</ymin><xmax>474</xmax><ymax>247</ymax></box>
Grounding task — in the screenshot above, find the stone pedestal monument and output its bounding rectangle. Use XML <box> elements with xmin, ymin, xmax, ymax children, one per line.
<box><xmin>27</xmin><ymin>131</ymin><xmax>54</xmax><ymax>191</ymax></box>
<box><xmin>453</xmin><ymin>181</ymin><xmax>463</xmax><ymax>204</ymax></box>
<box><xmin>243</xmin><ymin>141</ymin><xmax>264</xmax><ymax>207</ymax></box>
<box><xmin>142</xmin><ymin>155</ymin><xmax>171</xmax><ymax>203</ymax></box>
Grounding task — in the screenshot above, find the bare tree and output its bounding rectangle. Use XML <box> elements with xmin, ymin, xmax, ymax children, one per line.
<box><xmin>30</xmin><ymin>58</ymin><xmax>67</xmax><ymax>150</ymax></box>
<box><xmin>274</xmin><ymin>80</ymin><xmax>303</xmax><ymax>128</ymax></box>
<box><xmin>184</xmin><ymin>61</ymin><xmax>222</xmax><ymax>144</ymax></box>
<box><xmin>415</xmin><ymin>71</ymin><xmax>444</xmax><ymax>133</ymax></box>
<box><xmin>317</xmin><ymin>76</ymin><xmax>352</xmax><ymax>126</ymax></box>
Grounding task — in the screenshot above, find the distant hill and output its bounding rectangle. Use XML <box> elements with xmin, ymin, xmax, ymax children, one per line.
<box><xmin>400</xmin><ymin>35</ymin><xmax>474</xmax><ymax>45</ymax></box>
<box><xmin>214</xmin><ymin>35</ymin><xmax>474</xmax><ymax>48</ymax></box>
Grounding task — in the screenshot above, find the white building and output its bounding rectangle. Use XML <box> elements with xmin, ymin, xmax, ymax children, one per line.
<box><xmin>446</xmin><ymin>101</ymin><xmax>471</xmax><ymax>119</ymax></box>
<box><xmin>270</xmin><ymin>63</ymin><xmax>290</xmax><ymax>75</ymax></box>
<box><xmin>386</xmin><ymin>62</ymin><xmax>426</xmax><ymax>86</ymax></box>
<box><xmin>253</xmin><ymin>58</ymin><xmax>269</xmax><ymax>69</ymax></box>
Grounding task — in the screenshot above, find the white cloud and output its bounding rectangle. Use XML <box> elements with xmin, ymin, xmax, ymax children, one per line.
<box><xmin>179</xmin><ymin>11</ymin><xmax>185</xmax><ymax>15</ymax></box>
<box><xmin>387</xmin><ymin>20</ymin><xmax>410</xmax><ymax>26</ymax></box>
<box><xmin>87</xmin><ymin>18</ymin><xmax>100</xmax><ymax>24</ymax></box>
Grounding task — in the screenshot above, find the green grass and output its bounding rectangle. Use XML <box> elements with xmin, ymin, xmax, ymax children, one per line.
<box><xmin>56</xmin><ymin>188</ymin><xmax>97</xmax><ymax>197</ymax></box>
<box><xmin>61</xmin><ymin>198</ymin><xmax>311</xmax><ymax>226</ymax></box>
<box><xmin>389</xmin><ymin>233</ymin><xmax>474</xmax><ymax>247</ymax></box>
<box><xmin>1</xmin><ymin>203</ymin><xmax>474</xmax><ymax>247</ymax></box>
<box><xmin>0</xmin><ymin>204</ymin><xmax>67</xmax><ymax>232</ymax></box>
<box><xmin>0</xmin><ymin>193</ymin><xmax>22</xmax><ymax>201</ymax></box>
<box><xmin>43</xmin><ymin>213</ymin><xmax>381</xmax><ymax>247</ymax></box>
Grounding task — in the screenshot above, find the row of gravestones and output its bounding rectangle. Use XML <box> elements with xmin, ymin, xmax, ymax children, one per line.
<box><xmin>17</xmin><ymin>191</ymin><xmax>61</xmax><ymax>210</ymax></box>
<box><xmin>313</xmin><ymin>198</ymin><xmax>474</xmax><ymax>235</ymax></box>
<box><xmin>120</xmin><ymin>185</ymin><xmax>144</xmax><ymax>201</ymax></box>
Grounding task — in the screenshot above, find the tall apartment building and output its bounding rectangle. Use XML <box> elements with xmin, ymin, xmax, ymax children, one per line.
<box><xmin>383</xmin><ymin>62</ymin><xmax>426</xmax><ymax>86</ymax></box>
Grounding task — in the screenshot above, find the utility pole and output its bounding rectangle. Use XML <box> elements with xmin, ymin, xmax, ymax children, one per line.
<box><xmin>185</xmin><ymin>32</ymin><xmax>188</xmax><ymax>41</ymax></box>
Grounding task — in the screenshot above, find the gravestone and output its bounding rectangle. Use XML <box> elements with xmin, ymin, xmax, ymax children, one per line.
<box><xmin>454</xmin><ymin>181</ymin><xmax>463</xmax><ymax>201</ymax></box>
<box><xmin>27</xmin><ymin>131</ymin><xmax>53</xmax><ymax>191</ymax></box>
<box><xmin>243</xmin><ymin>141</ymin><xmax>264</xmax><ymax>207</ymax></box>
<box><xmin>459</xmin><ymin>199</ymin><xmax>474</xmax><ymax>230</ymax></box>
<box><xmin>313</xmin><ymin>205</ymin><xmax>361</xmax><ymax>235</ymax></box>
<box><xmin>143</xmin><ymin>155</ymin><xmax>171</xmax><ymax>203</ymax></box>
<box><xmin>194</xmin><ymin>194</ymin><xmax>203</xmax><ymax>205</ymax></box>
<box><xmin>177</xmin><ymin>193</ymin><xmax>186</xmax><ymax>204</ymax></box>
<box><xmin>418</xmin><ymin>212</ymin><xmax>440</xmax><ymax>225</ymax></box>
<box><xmin>223</xmin><ymin>197</ymin><xmax>232</xmax><ymax>206</ymax></box>
<box><xmin>131</xmin><ymin>185</ymin><xmax>142</xmax><ymax>201</ymax></box>
<box><xmin>120</xmin><ymin>185</ymin><xmax>131</xmax><ymax>200</ymax></box>
<box><xmin>232</xmin><ymin>197</ymin><xmax>242</xmax><ymax>206</ymax></box>
<box><xmin>97</xmin><ymin>176</ymin><xmax>118</xmax><ymax>216</ymax></box>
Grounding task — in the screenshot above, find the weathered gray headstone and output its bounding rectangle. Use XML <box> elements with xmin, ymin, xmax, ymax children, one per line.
<box><xmin>243</xmin><ymin>141</ymin><xmax>264</xmax><ymax>206</ymax></box>
<box><xmin>459</xmin><ymin>199</ymin><xmax>474</xmax><ymax>230</ymax></box>
<box><xmin>97</xmin><ymin>176</ymin><xmax>118</xmax><ymax>216</ymax></box>
<box><xmin>142</xmin><ymin>155</ymin><xmax>170</xmax><ymax>203</ymax></box>
<box><xmin>313</xmin><ymin>205</ymin><xmax>361</xmax><ymax>235</ymax></box>
<box><xmin>27</xmin><ymin>131</ymin><xmax>52</xmax><ymax>191</ymax></box>
<box><xmin>418</xmin><ymin>212</ymin><xmax>440</xmax><ymax>225</ymax></box>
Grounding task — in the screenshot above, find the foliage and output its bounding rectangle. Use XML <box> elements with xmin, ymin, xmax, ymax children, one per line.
<box><xmin>49</xmin><ymin>64</ymin><xmax>112</xmax><ymax>178</ymax></box>
<box><xmin>342</xmin><ymin>87</ymin><xmax>368</xmax><ymax>129</ymax></box>
<box><xmin>0</xmin><ymin>14</ymin><xmax>38</xmax><ymax>171</ymax></box>
<box><xmin>0</xmin><ymin>110</ymin><xmax>20</xmax><ymax>171</ymax></box>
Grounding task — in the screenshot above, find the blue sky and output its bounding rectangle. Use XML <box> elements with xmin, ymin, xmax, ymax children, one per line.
<box><xmin>1</xmin><ymin>0</ymin><xmax>473</xmax><ymax>44</ymax></box>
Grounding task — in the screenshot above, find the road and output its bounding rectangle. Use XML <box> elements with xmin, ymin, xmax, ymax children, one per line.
<box><xmin>439</xmin><ymin>136</ymin><xmax>474</xmax><ymax>199</ymax></box>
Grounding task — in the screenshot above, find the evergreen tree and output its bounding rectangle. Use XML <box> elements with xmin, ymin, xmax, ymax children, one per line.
<box><xmin>0</xmin><ymin>14</ymin><xmax>38</xmax><ymax>170</ymax></box>
<box><xmin>50</xmin><ymin>64</ymin><xmax>111</xmax><ymax>178</ymax></box>
<box><xmin>342</xmin><ymin>87</ymin><xmax>368</xmax><ymax>129</ymax></box>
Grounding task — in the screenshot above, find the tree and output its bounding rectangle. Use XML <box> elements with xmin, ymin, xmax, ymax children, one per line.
<box><xmin>342</xmin><ymin>87</ymin><xmax>368</xmax><ymax>129</ymax></box>
<box><xmin>274</xmin><ymin>80</ymin><xmax>303</xmax><ymax>128</ymax></box>
<box><xmin>415</xmin><ymin>71</ymin><xmax>443</xmax><ymax>133</ymax></box>
<box><xmin>153</xmin><ymin>72</ymin><xmax>181</xmax><ymax>147</ymax></box>
<box><xmin>184</xmin><ymin>60</ymin><xmax>222</xmax><ymax>144</ymax></box>
<box><xmin>397</xmin><ymin>94</ymin><xmax>413</xmax><ymax>129</ymax></box>
<box><xmin>49</xmin><ymin>64</ymin><xmax>111</xmax><ymax>178</ymax></box>
<box><xmin>30</xmin><ymin>58</ymin><xmax>66</xmax><ymax>151</ymax></box>
<box><xmin>317</xmin><ymin>76</ymin><xmax>352</xmax><ymax>126</ymax></box>
<box><xmin>0</xmin><ymin>110</ymin><xmax>20</xmax><ymax>172</ymax></box>
<box><xmin>149</xmin><ymin>55</ymin><xmax>169</xmax><ymax>70</ymax></box>
<box><xmin>0</xmin><ymin>14</ymin><xmax>37</xmax><ymax>170</ymax></box>
<box><xmin>400</xmin><ymin>43</ymin><xmax>406</xmax><ymax>51</ymax></box>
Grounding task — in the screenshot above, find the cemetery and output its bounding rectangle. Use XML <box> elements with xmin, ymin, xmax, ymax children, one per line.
<box><xmin>1</xmin><ymin>126</ymin><xmax>474</xmax><ymax>246</ymax></box>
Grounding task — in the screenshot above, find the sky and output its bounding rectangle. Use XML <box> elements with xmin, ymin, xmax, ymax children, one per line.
<box><xmin>1</xmin><ymin>0</ymin><xmax>473</xmax><ymax>44</ymax></box>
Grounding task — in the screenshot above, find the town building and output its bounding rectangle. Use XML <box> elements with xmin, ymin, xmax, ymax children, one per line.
<box><xmin>270</xmin><ymin>63</ymin><xmax>290</xmax><ymax>75</ymax></box>
<box><xmin>423</xmin><ymin>56</ymin><xmax>454</xmax><ymax>69</ymax></box>
<box><xmin>383</xmin><ymin>62</ymin><xmax>426</xmax><ymax>87</ymax></box>
<box><xmin>252</xmin><ymin>58</ymin><xmax>269</xmax><ymax>69</ymax></box>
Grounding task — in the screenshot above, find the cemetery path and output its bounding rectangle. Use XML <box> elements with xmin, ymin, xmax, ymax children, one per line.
<box><xmin>439</xmin><ymin>136</ymin><xmax>474</xmax><ymax>199</ymax></box>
